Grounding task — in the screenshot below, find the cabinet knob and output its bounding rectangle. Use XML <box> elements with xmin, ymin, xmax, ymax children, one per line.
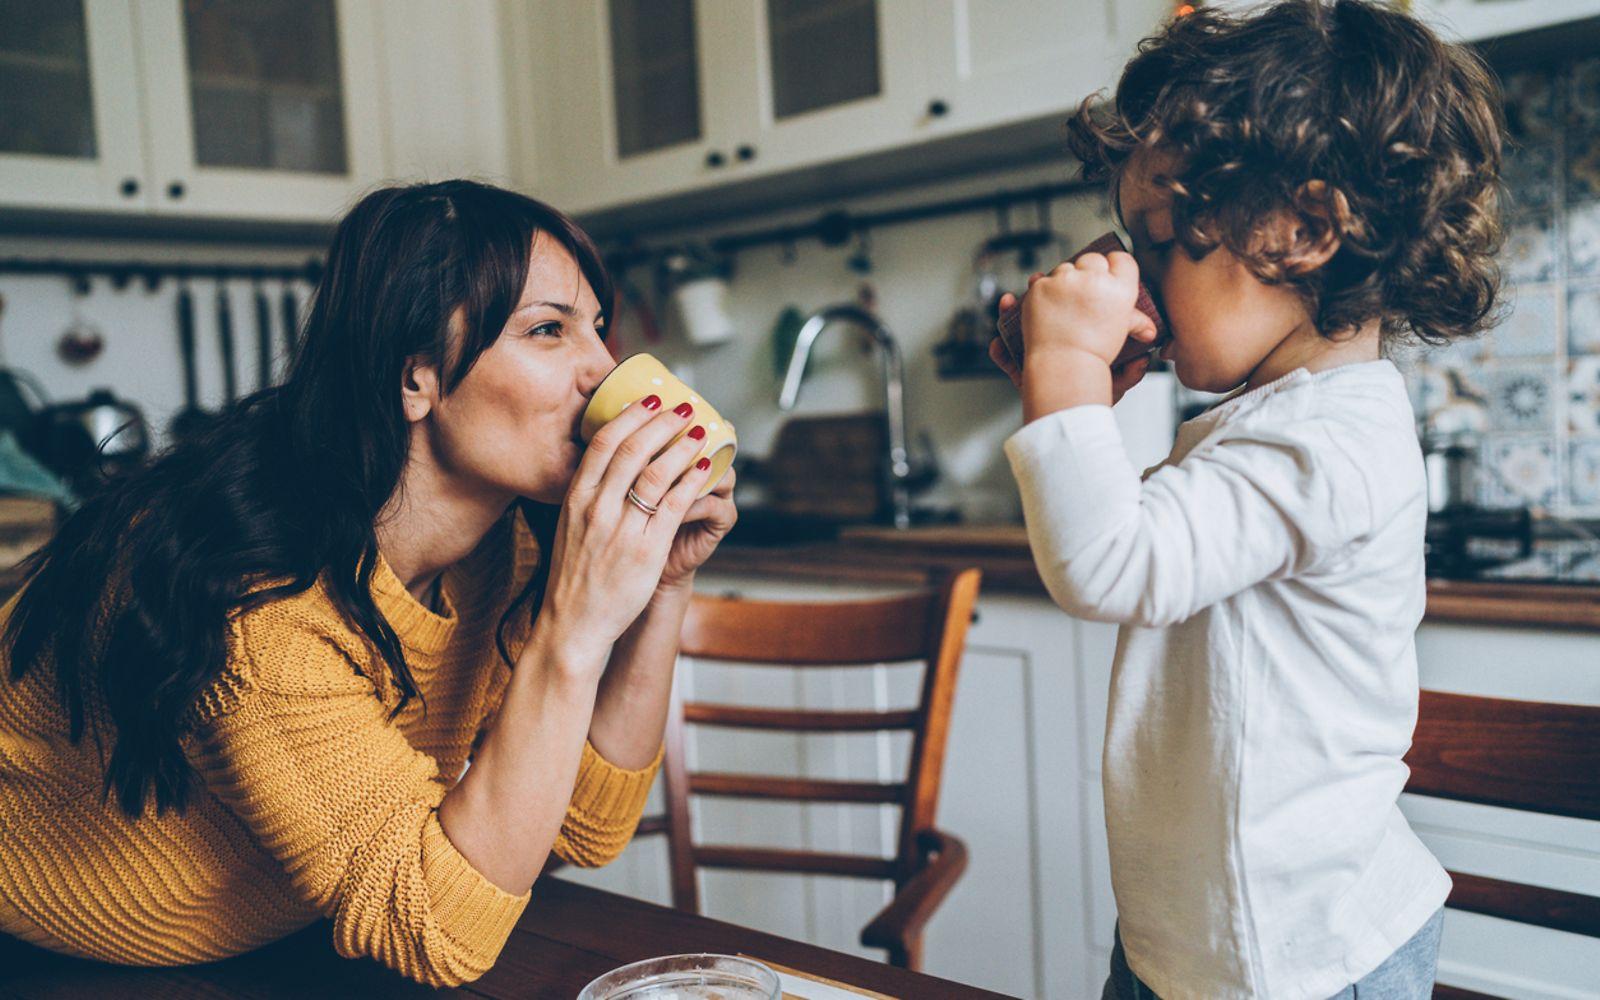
<box><xmin>705</xmin><ymin>151</ymin><xmax>726</xmax><ymax>168</ymax></box>
<box><xmin>167</xmin><ymin>180</ymin><xmax>186</xmax><ymax>200</ymax></box>
<box><xmin>928</xmin><ymin>98</ymin><xmax>950</xmax><ymax>118</ymax></box>
<box><xmin>119</xmin><ymin>177</ymin><xmax>140</xmax><ymax>198</ymax></box>
<box><xmin>736</xmin><ymin>144</ymin><xmax>756</xmax><ymax>162</ymax></box>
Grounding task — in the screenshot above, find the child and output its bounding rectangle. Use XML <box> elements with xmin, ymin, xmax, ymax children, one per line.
<box><xmin>990</xmin><ymin>2</ymin><xmax>1503</xmax><ymax>997</ymax></box>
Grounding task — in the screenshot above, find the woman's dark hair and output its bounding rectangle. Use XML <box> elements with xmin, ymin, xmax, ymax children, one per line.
<box><xmin>5</xmin><ymin>179</ymin><xmax>613</xmax><ymax>816</ymax></box>
<box><xmin>1066</xmin><ymin>0</ymin><xmax>1505</xmax><ymax>345</ymax></box>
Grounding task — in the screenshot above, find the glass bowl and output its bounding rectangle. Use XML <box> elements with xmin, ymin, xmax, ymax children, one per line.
<box><xmin>577</xmin><ymin>953</ymin><xmax>781</xmax><ymax>1000</ymax></box>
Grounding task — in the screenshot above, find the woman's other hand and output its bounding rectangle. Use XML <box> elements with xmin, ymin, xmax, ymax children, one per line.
<box><xmin>537</xmin><ymin>394</ymin><xmax>713</xmax><ymax>669</ymax></box>
<box><xmin>658</xmin><ymin>465</ymin><xmax>737</xmax><ymax>593</ymax></box>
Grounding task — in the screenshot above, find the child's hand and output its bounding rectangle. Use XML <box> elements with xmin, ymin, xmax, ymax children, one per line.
<box><xmin>1021</xmin><ymin>252</ymin><xmax>1157</xmax><ymax>367</ymax></box>
<box><xmin>995</xmin><ymin>275</ymin><xmax>1155</xmax><ymax>405</ymax></box>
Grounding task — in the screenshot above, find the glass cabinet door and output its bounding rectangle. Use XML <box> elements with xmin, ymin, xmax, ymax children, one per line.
<box><xmin>607</xmin><ymin>0</ymin><xmax>703</xmax><ymax>159</ymax></box>
<box><xmin>0</xmin><ymin>0</ymin><xmax>98</xmax><ymax>159</ymax></box>
<box><xmin>180</xmin><ymin>0</ymin><xmax>349</xmax><ymax>174</ymax></box>
<box><xmin>533</xmin><ymin>0</ymin><xmax>739</xmax><ymax>214</ymax></box>
<box><xmin>135</xmin><ymin>0</ymin><xmax>385</xmax><ymax>221</ymax></box>
<box><xmin>0</xmin><ymin>0</ymin><xmax>148</xmax><ymax>210</ymax></box>
<box><xmin>765</xmin><ymin>0</ymin><xmax>882</xmax><ymax>121</ymax></box>
<box><xmin>729</xmin><ymin>0</ymin><xmax>922</xmax><ymax>172</ymax></box>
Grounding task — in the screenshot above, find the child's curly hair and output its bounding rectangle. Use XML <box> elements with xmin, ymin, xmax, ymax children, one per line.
<box><xmin>1067</xmin><ymin>0</ymin><xmax>1505</xmax><ymax>346</ymax></box>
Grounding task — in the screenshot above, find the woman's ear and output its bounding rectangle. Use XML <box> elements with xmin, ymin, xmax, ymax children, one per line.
<box><xmin>400</xmin><ymin>356</ymin><xmax>440</xmax><ymax>424</ymax></box>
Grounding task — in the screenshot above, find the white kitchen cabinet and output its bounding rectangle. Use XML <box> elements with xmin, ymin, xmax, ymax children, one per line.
<box><xmin>917</xmin><ymin>0</ymin><xmax>1173</xmax><ymax>139</ymax></box>
<box><xmin>374</xmin><ymin>0</ymin><xmax>513</xmax><ymax>185</ymax></box>
<box><xmin>132</xmin><ymin>0</ymin><xmax>387</xmax><ymax>222</ymax></box>
<box><xmin>0</xmin><ymin>1</ymin><xmax>150</xmax><ymax>212</ymax></box>
<box><xmin>524</xmin><ymin>0</ymin><xmax>1177</xmax><ymax>217</ymax></box>
<box><xmin>1412</xmin><ymin>0</ymin><xmax>1600</xmax><ymax>41</ymax></box>
<box><xmin>523</xmin><ymin>0</ymin><xmax>747</xmax><ymax>215</ymax></box>
<box><xmin>709</xmin><ymin>0</ymin><xmax>928</xmax><ymax>187</ymax></box>
<box><xmin>3</xmin><ymin>0</ymin><xmax>517</xmax><ymax>224</ymax></box>
<box><xmin>1194</xmin><ymin>0</ymin><xmax>1600</xmax><ymax>41</ymax></box>
<box><xmin>528</xmin><ymin>0</ymin><xmax>929</xmax><ymax>215</ymax></box>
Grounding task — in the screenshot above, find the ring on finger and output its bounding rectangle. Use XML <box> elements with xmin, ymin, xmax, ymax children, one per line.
<box><xmin>625</xmin><ymin>487</ymin><xmax>659</xmax><ymax>516</ymax></box>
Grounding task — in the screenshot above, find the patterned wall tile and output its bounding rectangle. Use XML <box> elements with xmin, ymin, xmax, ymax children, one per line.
<box><xmin>1504</xmin><ymin>141</ymin><xmax>1558</xmax><ymax>212</ymax></box>
<box><xmin>1485</xmin><ymin>363</ymin><xmax>1557</xmax><ymax>432</ymax></box>
<box><xmin>1570</xmin><ymin>57</ymin><xmax>1600</xmax><ymax>125</ymax></box>
<box><xmin>1480</xmin><ymin>434</ymin><xmax>1559</xmax><ymax>508</ymax></box>
<box><xmin>1570</xmin><ymin>438</ymin><xmax>1600</xmax><ymax>506</ymax></box>
<box><xmin>1503</xmin><ymin>213</ymin><xmax>1558</xmax><ymax>283</ymax></box>
<box><xmin>1569</xmin><ymin>355</ymin><xmax>1600</xmax><ymax>435</ymax></box>
<box><xmin>1570</xmin><ymin>199</ymin><xmax>1600</xmax><ymax>277</ymax></box>
<box><xmin>1572</xmin><ymin>283</ymin><xmax>1600</xmax><ymax>355</ymax></box>
<box><xmin>1402</xmin><ymin>55</ymin><xmax>1600</xmax><ymax>516</ymax></box>
<box><xmin>1504</xmin><ymin>67</ymin><xmax>1562</xmax><ymax>140</ymax></box>
<box><xmin>1570</xmin><ymin>132</ymin><xmax>1600</xmax><ymax>202</ymax></box>
<box><xmin>1493</xmin><ymin>285</ymin><xmax>1559</xmax><ymax>357</ymax></box>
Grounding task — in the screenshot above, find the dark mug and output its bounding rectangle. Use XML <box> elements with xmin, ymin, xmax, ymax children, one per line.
<box><xmin>994</xmin><ymin>231</ymin><xmax>1167</xmax><ymax>370</ymax></box>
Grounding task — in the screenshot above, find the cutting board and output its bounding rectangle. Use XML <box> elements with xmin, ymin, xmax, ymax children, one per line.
<box><xmin>838</xmin><ymin>523</ymin><xmax>1029</xmax><ymax>554</ymax></box>
<box><xmin>762</xmin><ymin>413</ymin><xmax>887</xmax><ymax>521</ymax></box>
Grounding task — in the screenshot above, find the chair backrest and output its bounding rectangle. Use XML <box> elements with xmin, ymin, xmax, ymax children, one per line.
<box><xmin>1404</xmin><ymin>689</ymin><xmax>1600</xmax><ymax>1000</ymax></box>
<box><xmin>652</xmin><ymin>568</ymin><xmax>982</xmax><ymax>913</ymax></box>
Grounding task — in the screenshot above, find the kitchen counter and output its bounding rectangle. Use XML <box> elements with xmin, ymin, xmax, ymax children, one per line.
<box><xmin>706</xmin><ymin>524</ymin><xmax>1600</xmax><ymax>631</ymax></box>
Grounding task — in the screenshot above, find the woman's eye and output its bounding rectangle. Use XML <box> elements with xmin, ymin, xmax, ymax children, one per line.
<box><xmin>528</xmin><ymin>321</ymin><xmax>562</xmax><ymax>338</ymax></box>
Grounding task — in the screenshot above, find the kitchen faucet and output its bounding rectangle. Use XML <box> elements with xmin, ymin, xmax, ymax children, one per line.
<box><xmin>778</xmin><ymin>303</ymin><xmax>920</xmax><ymax>529</ymax></box>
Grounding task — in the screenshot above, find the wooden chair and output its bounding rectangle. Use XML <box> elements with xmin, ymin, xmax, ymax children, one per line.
<box><xmin>1402</xmin><ymin>689</ymin><xmax>1600</xmax><ymax>1000</ymax></box>
<box><xmin>632</xmin><ymin>568</ymin><xmax>982</xmax><ymax>971</ymax></box>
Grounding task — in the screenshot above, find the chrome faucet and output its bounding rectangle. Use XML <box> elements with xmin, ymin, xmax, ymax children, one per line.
<box><xmin>778</xmin><ymin>303</ymin><xmax>916</xmax><ymax>529</ymax></box>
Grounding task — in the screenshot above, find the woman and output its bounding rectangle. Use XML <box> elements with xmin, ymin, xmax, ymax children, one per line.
<box><xmin>0</xmin><ymin>181</ymin><xmax>735</xmax><ymax>987</ymax></box>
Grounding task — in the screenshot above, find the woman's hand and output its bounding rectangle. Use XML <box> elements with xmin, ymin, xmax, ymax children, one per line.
<box><xmin>657</xmin><ymin>467</ymin><xmax>738</xmax><ymax>593</ymax></box>
<box><xmin>536</xmin><ymin>395</ymin><xmax>715</xmax><ymax>670</ymax></box>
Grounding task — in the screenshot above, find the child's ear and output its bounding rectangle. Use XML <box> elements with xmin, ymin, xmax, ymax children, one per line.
<box><xmin>1278</xmin><ymin>179</ymin><xmax>1345</xmax><ymax>275</ymax></box>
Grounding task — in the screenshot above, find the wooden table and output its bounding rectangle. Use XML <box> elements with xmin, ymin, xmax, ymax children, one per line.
<box><xmin>0</xmin><ymin>877</ymin><xmax>1010</xmax><ymax>999</ymax></box>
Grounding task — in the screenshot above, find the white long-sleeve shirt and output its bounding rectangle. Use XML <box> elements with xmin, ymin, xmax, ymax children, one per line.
<box><xmin>1005</xmin><ymin>360</ymin><xmax>1450</xmax><ymax>1000</ymax></box>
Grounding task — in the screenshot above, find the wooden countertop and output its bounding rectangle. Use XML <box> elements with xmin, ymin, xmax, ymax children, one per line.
<box><xmin>707</xmin><ymin>524</ymin><xmax>1600</xmax><ymax>631</ymax></box>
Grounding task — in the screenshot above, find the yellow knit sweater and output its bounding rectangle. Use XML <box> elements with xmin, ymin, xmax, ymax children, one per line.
<box><xmin>0</xmin><ymin>510</ymin><xmax>661</xmax><ymax>987</ymax></box>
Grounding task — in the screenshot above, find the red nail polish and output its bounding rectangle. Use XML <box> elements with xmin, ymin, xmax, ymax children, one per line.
<box><xmin>641</xmin><ymin>394</ymin><xmax>661</xmax><ymax>410</ymax></box>
<box><xmin>673</xmin><ymin>401</ymin><xmax>694</xmax><ymax>418</ymax></box>
<box><xmin>696</xmin><ymin>457</ymin><xmax>711</xmax><ymax>471</ymax></box>
<box><xmin>687</xmin><ymin>425</ymin><xmax>706</xmax><ymax>441</ymax></box>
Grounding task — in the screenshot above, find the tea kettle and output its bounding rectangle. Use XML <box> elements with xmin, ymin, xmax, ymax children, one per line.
<box><xmin>31</xmin><ymin>388</ymin><xmax>150</xmax><ymax>484</ymax></box>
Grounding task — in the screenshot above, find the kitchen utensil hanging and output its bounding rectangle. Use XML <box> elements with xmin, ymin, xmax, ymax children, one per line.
<box><xmin>56</xmin><ymin>275</ymin><xmax>105</xmax><ymax>366</ymax></box>
<box><xmin>170</xmin><ymin>281</ymin><xmax>209</xmax><ymax>438</ymax></box>
<box><xmin>253</xmin><ymin>280</ymin><xmax>274</xmax><ymax>390</ymax></box>
<box><xmin>657</xmin><ymin>247</ymin><xmax>735</xmax><ymax>346</ymax></box>
<box><xmin>215</xmin><ymin>280</ymin><xmax>237</xmax><ymax>403</ymax></box>
<box><xmin>280</xmin><ymin>283</ymin><xmax>299</xmax><ymax>372</ymax></box>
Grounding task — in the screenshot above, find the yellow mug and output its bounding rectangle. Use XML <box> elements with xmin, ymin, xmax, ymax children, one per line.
<box><xmin>580</xmin><ymin>353</ymin><xmax>737</xmax><ymax>498</ymax></box>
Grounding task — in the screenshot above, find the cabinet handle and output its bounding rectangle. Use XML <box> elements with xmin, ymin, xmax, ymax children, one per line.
<box><xmin>736</xmin><ymin>144</ymin><xmax>756</xmax><ymax>162</ymax></box>
<box><xmin>119</xmin><ymin>177</ymin><xmax>140</xmax><ymax>198</ymax></box>
<box><xmin>167</xmin><ymin>181</ymin><xmax>186</xmax><ymax>200</ymax></box>
<box><xmin>928</xmin><ymin>98</ymin><xmax>950</xmax><ymax>118</ymax></box>
<box><xmin>705</xmin><ymin>151</ymin><xmax>726</xmax><ymax>168</ymax></box>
